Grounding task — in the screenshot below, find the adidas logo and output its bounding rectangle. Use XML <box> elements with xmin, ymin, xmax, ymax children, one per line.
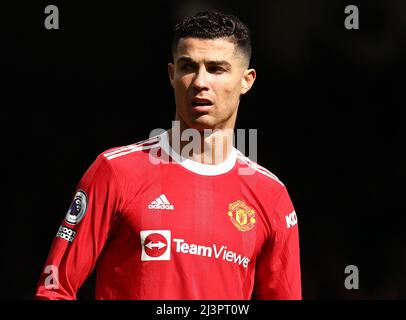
<box><xmin>148</xmin><ymin>194</ymin><xmax>174</xmax><ymax>210</ymax></box>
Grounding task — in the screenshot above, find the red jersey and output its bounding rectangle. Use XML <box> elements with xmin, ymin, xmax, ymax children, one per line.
<box><xmin>35</xmin><ymin>131</ymin><xmax>301</xmax><ymax>300</ymax></box>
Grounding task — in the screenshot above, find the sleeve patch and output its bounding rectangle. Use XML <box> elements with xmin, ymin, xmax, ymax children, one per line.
<box><xmin>65</xmin><ymin>190</ymin><xmax>88</xmax><ymax>225</ymax></box>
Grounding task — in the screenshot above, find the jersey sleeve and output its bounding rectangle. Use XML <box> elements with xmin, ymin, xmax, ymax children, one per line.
<box><xmin>254</xmin><ymin>186</ymin><xmax>302</xmax><ymax>300</ymax></box>
<box><xmin>35</xmin><ymin>154</ymin><xmax>123</xmax><ymax>300</ymax></box>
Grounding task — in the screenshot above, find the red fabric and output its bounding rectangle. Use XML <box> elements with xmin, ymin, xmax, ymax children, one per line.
<box><xmin>35</xmin><ymin>135</ymin><xmax>301</xmax><ymax>300</ymax></box>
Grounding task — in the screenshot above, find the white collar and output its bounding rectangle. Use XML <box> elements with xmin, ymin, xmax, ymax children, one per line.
<box><xmin>158</xmin><ymin>131</ymin><xmax>237</xmax><ymax>176</ymax></box>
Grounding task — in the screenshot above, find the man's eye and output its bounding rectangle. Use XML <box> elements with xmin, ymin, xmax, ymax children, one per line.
<box><xmin>180</xmin><ymin>64</ymin><xmax>193</xmax><ymax>71</ymax></box>
<box><xmin>208</xmin><ymin>66</ymin><xmax>226</xmax><ymax>74</ymax></box>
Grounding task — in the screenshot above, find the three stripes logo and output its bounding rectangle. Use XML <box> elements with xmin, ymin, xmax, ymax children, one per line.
<box><xmin>148</xmin><ymin>194</ymin><xmax>174</xmax><ymax>210</ymax></box>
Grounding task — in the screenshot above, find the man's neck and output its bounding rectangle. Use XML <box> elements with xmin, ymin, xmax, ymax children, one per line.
<box><xmin>167</xmin><ymin>122</ymin><xmax>235</xmax><ymax>165</ymax></box>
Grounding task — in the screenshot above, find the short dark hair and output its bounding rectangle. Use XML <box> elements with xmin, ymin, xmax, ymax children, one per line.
<box><xmin>172</xmin><ymin>10</ymin><xmax>252</xmax><ymax>64</ymax></box>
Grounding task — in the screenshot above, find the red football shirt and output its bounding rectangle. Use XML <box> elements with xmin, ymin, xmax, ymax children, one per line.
<box><xmin>35</xmin><ymin>131</ymin><xmax>301</xmax><ymax>299</ymax></box>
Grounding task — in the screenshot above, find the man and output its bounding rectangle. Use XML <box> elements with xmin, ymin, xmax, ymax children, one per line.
<box><xmin>35</xmin><ymin>10</ymin><xmax>301</xmax><ymax>300</ymax></box>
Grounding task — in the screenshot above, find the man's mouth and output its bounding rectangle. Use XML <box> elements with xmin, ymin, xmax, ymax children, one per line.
<box><xmin>191</xmin><ymin>98</ymin><xmax>214</xmax><ymax>112</ymax></box>
<box><xmin>191</xmin><ymin>97</ymin><xmax>213</xmax><ymax>107</ymax></box>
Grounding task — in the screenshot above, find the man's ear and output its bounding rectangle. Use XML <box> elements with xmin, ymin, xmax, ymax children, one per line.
<box><xmin>240</xmin><ymin>68</ymin><xmax>256</xmax><ymax>95</ymax></box>
<box><xmin>168</xmin><ymin>63</ymin><xmax>175</xmax><ymax>88</ymax></box>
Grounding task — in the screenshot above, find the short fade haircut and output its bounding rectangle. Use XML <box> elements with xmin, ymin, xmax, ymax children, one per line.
<box><xmin>172</xmin><ymin>10</ymin><xmax>252</xmax><ymax>65</ymax></box>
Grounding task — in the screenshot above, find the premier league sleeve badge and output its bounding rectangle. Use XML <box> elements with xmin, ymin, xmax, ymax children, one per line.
<box><xmin>65</xmin><ymin>190</ymin><xmax>88</xmax><ymax>225</ymax></box>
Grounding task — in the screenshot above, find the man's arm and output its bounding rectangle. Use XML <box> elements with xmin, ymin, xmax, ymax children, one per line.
<box><xmin>35</xmin><ymin>155</ymin><xmax>122</xmax><ymax>299</ymax></box>
<box><xmin>254</xmin><ymin>186</ymin><xmax>302</xmax><ymax>299</ymax></box>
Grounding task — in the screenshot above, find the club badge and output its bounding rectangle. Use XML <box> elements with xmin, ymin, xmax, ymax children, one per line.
<box><xmin>228</xmin><ymin>200</ymin><xmax>256</xmax><ymax>232</ymax></box>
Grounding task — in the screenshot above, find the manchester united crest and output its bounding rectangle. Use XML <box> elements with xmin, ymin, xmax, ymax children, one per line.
<box><xmin>228</xmin><ymin>200</ymin><xmax>256</xmax><ymax>232</ymax></box>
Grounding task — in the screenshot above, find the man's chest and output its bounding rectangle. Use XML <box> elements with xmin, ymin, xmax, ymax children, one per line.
<box><xmin>116</xmin><ymin>171</ymin><xmax>270</xmax><ymax>267</ymax></box>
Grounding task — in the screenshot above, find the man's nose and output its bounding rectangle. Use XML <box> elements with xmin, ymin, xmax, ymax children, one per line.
<box><xmin>193</xmin><ymin>69</ymin><xmax>209</xmax><ymax>90</ymax></box>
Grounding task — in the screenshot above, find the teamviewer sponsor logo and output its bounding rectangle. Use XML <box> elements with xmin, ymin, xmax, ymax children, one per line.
<box><xmin>174</xmin><ymin>239</ymin><xmax>251</xmax><ymax>268</ymax></box>
<box><xmin>140</xmin><ymin>230</ymin><xmax>171</xmax><ymax>261</ymax></box>
<box><xmin>139</xmin><ymin>230</ymin><xmax>251</xmax><ymax>268</ymax></box>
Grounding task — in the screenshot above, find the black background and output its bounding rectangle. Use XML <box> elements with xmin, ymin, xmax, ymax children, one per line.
<box><xmin>2</xmin><ymin>0</ymin><xmax>405</xmax><ymax>299</ymax></box>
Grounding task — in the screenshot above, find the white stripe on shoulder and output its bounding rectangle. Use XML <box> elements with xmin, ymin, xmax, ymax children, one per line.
<box><xmin>103</xmin><ymin>136</ymin><xmax>160</xmax><ymax>158</ymax></box>
<box><xmin>104</xmin><ymin>144</ymin><xmax>158</xmax><ymax>160</ymax></box>
<box><xmin>236</xmin><ymin>151</ymin><xmax>284</xmax><ymax>186</ymax></box>
<box><xmin>103</xmin><ymin>144</ymin><xmax>140</xmax><ymax>158</ymax></box>
<box><xmin>236</xmin><ymin>152</ymin><xmax>281</xmax><ymax>181</ymax></box>
<box><xmin>103</xmin><ymin>137</ymin><xmax>160</xmax><ymax>160</ymax></box>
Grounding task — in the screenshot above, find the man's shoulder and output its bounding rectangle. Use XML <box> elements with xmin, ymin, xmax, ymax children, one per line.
<box><xmin>235</xmin><ymin>149</ymin><xmax>285</xmax><ymax>189</ymax></box>
<box><xmin>97</xmin><ymin>135</ymin><xmax>162</xmax><ymax>168</ymax></box>
<box><xmin>104</xmin><ymin>135</ymin><xmax>160</xmax><ymax>159</ymax></box>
